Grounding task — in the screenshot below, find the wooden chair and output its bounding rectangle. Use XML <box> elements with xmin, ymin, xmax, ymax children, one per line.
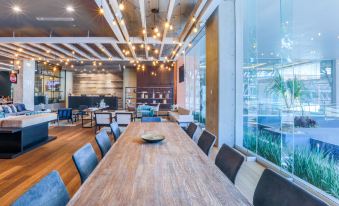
<box><xmin>72</xmin><ymin>143</ymin><xmax>99</xmax><ymax>184</ymax></box>
<box><xmin>197</xmin><ymin>130</ymin><xmax>216</xmax><ymax>156</ymax></box>
<box><xmin>12</xmin><ymin>170</ymin><xmax>69</xmax><ymax>206</ymax></box>
<box><xmin>141</xmin><ymin>117</ymin><xmax>161</xmax><ymax>122</ymax></box>
<box><xmin>94</xmin><ymin>112</ymin><xmax>112</xmax><ymax>133</ymax></box>
<box><xmin>110</xmin><ymin>121</ymin><xmax>121</xmax><ymax>142</ymax></box>
<box><xmin>95</xmin><ymin>130</ymin><xmax>112</xmax><ymax>158</ymax></box>
<box><xmin>186</xmin><ymin>122</ymin><xmax>198</xmax><ymax>138</ymax></box>
<box><xmin>253</xmin><ymin>169</ymin><xmax>328</xmax><ymax>206</ymax></box>
<box><xmin>215</xmin><ymin>144</ymin><xmax>244</xmax><ymax>183</ymax></box>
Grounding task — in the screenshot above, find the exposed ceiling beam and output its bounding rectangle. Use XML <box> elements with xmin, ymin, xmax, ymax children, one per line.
<box><xmin>13</xmin><ymin>43</ymin><xmax>55</xmax><ymax>59</ymax></box>
<box><xmin>29</xmin><ymin>44</ymin><xmax>67</xmax><ymax>59</ymax></box>
<box><xmin>63</xmin><ymin>44</ymin><xmax>92</xmax><ymax>60</ymax></box>
<box><xmin>108</xmin><ymin>0</ymin><xmax>137</xmax><ymax>59</ymax></box>
<box><xmin>174</xmin><ymin>0</ymin><xmax>221</xmax><ymax>60</ymax></box>
<box><xmin>0</xmin><ymin>51</ymin><xmax>15</xmax><ymax>60</ymax></box>
<box><xmin>0</xmin><ymin>62</ymin><xmax>13</xmax><ymax>67</ymax></box>
<box><xmin>47</xmin><ymin>44</ymin><xmax>81</xmax><ymax>60</ymax></box>
<box><xmin>95</xmin><ymin>44</ymin><xmax>113</xmax><ymax>59</ymax></box>
<box><xmin>0</xmin><ymin>37</ymin><xmax>179</xmax><ymax>44</ymax></box>
<box><xmin>138</xmin><ymin>0</ymin><xmax>149</xmax><ymax>59</ymax></box>
<box><xmin>159</xmin><ymin>0</ymin><xmax>176</xmax><ymax>59</ymax></box>
<box><xmin>111</xmin><ymin>43</ymin><xmax>126</xmax><ymax>59</ymax></box>
<box><xmin>0</xmin><ymin>44</ymin><xmax>37</xmax><ymax>59</ymax></box>
<box><xmin>79</xmin><ymin>43</ymin><xmax>103</xmax><ymax>59</ymax></box>
<box><xmin>170</xmin><ymin>0</ymin><xmax>208</xmax><ymax>59</ymax></box>
<box><xmin>94</xmin><ymin>0</ymin><xmax>125</xmax><ymax>42</ymax></box>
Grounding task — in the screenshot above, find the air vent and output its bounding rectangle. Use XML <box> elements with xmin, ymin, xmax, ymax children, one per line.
<box><xmin>36</xmin><ymin>17</ymin><xmax>74</xmax><ymax>22</ymax></box>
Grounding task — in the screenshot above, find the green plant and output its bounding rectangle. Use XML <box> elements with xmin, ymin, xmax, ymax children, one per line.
<box><xmin>268</xmin><ymin>72</ymin><xmax>290</xmax><ymax>109</ymax></box>
<box><xmin>243</xmin><ymin>128</ymin><xmax>339</xmax><ymax>199</ymax></box>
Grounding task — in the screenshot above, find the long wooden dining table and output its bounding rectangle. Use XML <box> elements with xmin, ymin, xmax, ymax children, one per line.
<box><xmin>68</xmin><ymin>122</ymin><xmax>252</xmax><ymax>206</ymax></box>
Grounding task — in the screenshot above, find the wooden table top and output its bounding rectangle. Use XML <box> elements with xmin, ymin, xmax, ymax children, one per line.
<box><xmin>68</xmin><ymin>122</ymin><xmax>252</xmax><ymax>206</ymax></box>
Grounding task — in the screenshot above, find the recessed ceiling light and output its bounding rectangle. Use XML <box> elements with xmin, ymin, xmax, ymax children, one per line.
<box><xmin>66</xmin><ymin>6</ymin><xmax>74</xmax><ymax>13</ymax></box>
<box><xmin>12</xmin><ymin>5</ymin><xmax>22</xmax><ymax>13</ymax></box>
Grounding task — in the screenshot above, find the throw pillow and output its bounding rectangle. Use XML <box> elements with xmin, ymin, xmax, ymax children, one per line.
<box><xmin>2</xmin><ymin>105</ymin><xmax>12</xmax><ymax>113</ymax></box>
<box><xmin>0</xmin><ymin>106</ymin><xmax>3</xmax><ymax>112</ymax></box>
<box><xmin>16</xmin><ymin>103</ymin><xmax>26</xmax><ymax>112</ymax></box>
<box><xmin>10</xmin><ymin>104</ymin><xmax>17</xmax><ymax>113</ymax></box>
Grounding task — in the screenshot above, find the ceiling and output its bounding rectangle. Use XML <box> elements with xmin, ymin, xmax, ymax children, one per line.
<box><xmin>0</xmin><ymin>0</ymin><xmax>217</xmax><ymax>70</ymax></box>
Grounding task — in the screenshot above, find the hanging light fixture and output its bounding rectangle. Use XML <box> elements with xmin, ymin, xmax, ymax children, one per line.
<box><xmin>119</xmin><ymin>0</ymin><xmax>125</xmax><ymax>11</ymax></box>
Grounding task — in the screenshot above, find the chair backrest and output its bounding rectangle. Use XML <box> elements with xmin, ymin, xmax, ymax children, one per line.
<box><xmin>253</xmin><ymin>169</ymin><xmax>328</xmax><ymax>206</ymax></box>
<box><xmin>95</xmin><ymin>130</ymin><xmax>112</xmax><ymax>158</ymax></box>
<box><xmin>110</xmin><ymin>121</ymin><xmax>121</xmax><ymax>142</ymax></box>
<box><xmin>72</xmin><ymin>143</ymin><xmax>99</xmax><ymax>184</ymax></box>
<box><xmin>141</xmin><ymin>117</ymin><xmax>161</xmax><ymax>122</ymax></box>
<box><xmin>186</xmin><ymin>122</ymin><xmax>198</xmax><ymax>138</ymax></box>
<box><xmin>58</xmin><ymin>108</ymin><xmax>72</xmax><ymax>119</ymax></box>
<box><xmin>95</xmin><ymin>112</ymin><xmax>112</xmax><ymax>126</ymax></box>
<box><xmin>215</xmin><ymin>144</ymin><xmax>244</xmax><ymax>183</ymax></box>
<box><xmin>115</xmin><ymin>112</ymin><xmax>133</xmax><ymax>126</ymax></box>
<box><xmin>197</xmin><ymin>130</ymin><xmax>216</xmax><ymax>156</ymax></box>
<box><xmin>12</xmin><ymin>170</ymin><xmax>69</xmax><ymax>206</ymax></box>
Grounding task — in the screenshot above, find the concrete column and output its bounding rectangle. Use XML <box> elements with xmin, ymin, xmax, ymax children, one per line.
<box><xmin>123</xmin><ymin>68</ymin><xmax>137</xmax><ymax>109</ymax></box>
<box><xmin>13</xmin><ymin>60</ymin><xmax>36</xmax><ymax>110</ymax></box>
<box><xmin>206</xmin><ymin>0</ymin><xmax>238</xmax><ymax>147</ymax></box>
<box><xmin>65</xmin><ymin>71</ymin><xmax>73</xmax><ymax>107</ymax></box>
<box><xmin>218</xmin><ymin>0</ymin><xmax>237</xmax><ymax>147</ymax></box>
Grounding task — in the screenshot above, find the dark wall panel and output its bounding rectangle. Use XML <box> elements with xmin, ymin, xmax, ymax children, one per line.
<box><xmin>0</xmin><ymin>71</ymin><xmax>11</xmax><ymax>96</ymax></box>
<box><xmin>137</xmin><ymin>67</ymin><xmax>174</xmax><ymax>87</ymax></box>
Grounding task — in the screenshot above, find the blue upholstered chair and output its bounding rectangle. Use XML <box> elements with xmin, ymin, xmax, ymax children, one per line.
<box><xmin>11</xmin><ymin>170</ymin><xmax>69</xmax><ymax>206</ymax></box>
<box><xmin>215</xmin><ymin>144</ymin><xmax>244</xmax><ymax>183</ymax></box>
<box><xmin>197</xmin><ymin>130</ymin><xmax>216</xmax><ymax>156</ymax></box>
<box><xmin>72</xmin><ymin>143</ymin><xmax>99</xmax><ymax>184</ymax></box>
<box><xmin>57</xmin><ymin>108</ymin><xmax>73</xmax><ymax>125</ymax></box>
<box><xmin>186</xmin><ymin>122</ymin><xmax>198</xmax><ymax>139</ymax></box>
<box><xmin>253</xmin><ymin>169</ymin><xmax>328</xmax><ymax>206</ymax></box>
<box><xmin>95</xmin><ymin>130</ymin><xmax>112</xmax><ymax>158</ymax></box>
<box><xmin>141</xmin><ymin>117</ymin><xmax>161</xmax><ymax>122</ymax></box>
<box><xmin>110</xmin><ymin>122</ymin><xmax>121</xmax><ymax>142</ymax></box>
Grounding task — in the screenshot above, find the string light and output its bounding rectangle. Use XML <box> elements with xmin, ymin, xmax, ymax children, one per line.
<box><xmin>12</xmin><ymin>5</ymin><xmax>22</xmax><ymax>13</ymax></box>
<box><xmin>119</xmin><ymin>1</ymin><xmax>125</xmax><ymax>11</ymax></box>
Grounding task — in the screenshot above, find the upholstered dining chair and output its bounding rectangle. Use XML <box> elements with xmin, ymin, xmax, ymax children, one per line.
<box><xmin>253</xmin><ymin>169</ymin><xmax>328</xmax><ymax>206</ymax></box>
<box><xmin>110</xmin><ymin>121</ymin><xmax>121</xmax><ymax>142</ymax></box>
<box><xmin>197</xmin><ymin>130</ymin><xmax>216</xmax><ymax>156</ymax></box>
<box><xmin>186</xmin><ymin>122</ymin><xmax>198</xmax><ymax>139</ymax></box>
<box><xmin>95</xmin><ymin>130</ymin><xmax>112</xmax><ymax>158</ymax></box>
<box><xmin>215</xmin><ymin>144</ymin><xmax>244</xmax><ymax>183</ymax></box>
<box><xmin>141</xmin><ymin>117</ymin><xmax>161</xmax><ymax>122</ymax></box>
<box><xmin>94</xmin><ymin>112</ymin><xmax>113</xmax><ymax>133</ymax></box>
<box><xmin>57</xmin><ymin>108</ymin><xmax>73</xmax><ymax>125</ymax></box>
<box><xmin>12</xmin><ymin>170</ymin><xmax>69</xmax><ymax>206</ymax></box>
<box><xmin>115</xmin><ymin>112</ymin><xmax>133</xmax><ymax>126</ymax></box>
<box><xmin>72</xmin><ymin>143</ymin><xmax>99</xmax><ymax>184</ymax></box>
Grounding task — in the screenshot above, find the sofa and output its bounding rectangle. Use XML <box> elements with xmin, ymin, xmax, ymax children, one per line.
<box><xmin>137</xmin><ymin>105</ymin><xmax>155</xmax><ymax>117</ymax></box>
<box><xmin>168</xmin><ymin>107</ymin><xmax>194</xmax><ymax>126</ymax></box>
<box><xmin>0</xmin><ymin>103</ymin><xmax>32</xmax><ymax>117</ymax></box>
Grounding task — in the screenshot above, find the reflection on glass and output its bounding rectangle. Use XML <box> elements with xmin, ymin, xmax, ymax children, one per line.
<box><xmin>241</xmin><ymin>0</ymin><xmax>339</xmax><ymax>200</ymax></box>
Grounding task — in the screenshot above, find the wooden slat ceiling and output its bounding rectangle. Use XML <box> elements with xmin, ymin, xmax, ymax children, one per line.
<box><xmin>0</xmin><ymin>0</ymin><xmax>218</xmax><ymax>68</ymax></box>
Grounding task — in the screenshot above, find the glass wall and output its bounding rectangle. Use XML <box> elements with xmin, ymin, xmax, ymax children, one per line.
<box><xmin>184</xmin><ymin>32</ymin><xmax>206</xmax><ymax>125</ymax></box>
<box><xmin>34</xmin><ymin>62</ymin><xmax>66</xmax><ymax>105</ymax></box>
<box><xmin>240</xmin><ymin>0</ymin><xmax>339</xmax><ymax>200</ymax></box>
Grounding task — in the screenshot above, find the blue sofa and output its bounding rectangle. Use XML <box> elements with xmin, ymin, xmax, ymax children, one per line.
<box><xmin>0</xmin><ymin>103</ymin><xmax>32</xmax><ymax>117</ymax></box>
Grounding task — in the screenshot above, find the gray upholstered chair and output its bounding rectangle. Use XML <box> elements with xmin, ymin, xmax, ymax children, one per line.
<box><xmin>253</xmin><ymin>169</ymin><xmax>328</xmax><ymax>206</ymax></box>
<box><xmin>215</xmin><ymin>144</ymin><xmax>244</xmax><ymax>183</ymax></box>
<box><xmin>115</xmin><ymin>112</ymin><xmax>133</xmax><ymax>126</ymax></box>
<box><xmin>72</xmin><ymin>143</ymin><xmax>99</xmax><ymax>184</ymax></box>
<box><xmin>95</xmin><ymin>130</ymin><xmax>112</xmax><ymax>158</ymax></box>
<box><xmin>197</xmin><ymin>130</ymin><xmax>216</xmax><ymax>156</ymax></box>
<box><xmin>110</xmin><ymin>121</ymin><xmax>121</xmax><ymax>142</ymax></box>
<box><xmin>94</xmin><ymin>112</ymin><xmax>112</xmax><ymax>133</ymax></box>
<box><xmin>12</xmin><ymin>170</ymin><xmax>69</xmax><ymax>206</ymax></box>
<box><xmin>141</xmin><ymin>117</ymin><xmax>161</xmax><ymax>122</ymax></box>
<box><xmin>186</xmin><ymin>122</ymin><xmax>197</xmax><ymax>138</ymax></box>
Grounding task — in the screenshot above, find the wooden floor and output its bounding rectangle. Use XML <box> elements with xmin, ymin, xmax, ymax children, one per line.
<box><xmin>0</xmin><ymin>123</ymin><xmax>264</xmax><ymax>205</ymax></box>
<box><xmin>0</xmin><ymin>124</ymin><xmax>104</xmax><ymax>206</ymax></box>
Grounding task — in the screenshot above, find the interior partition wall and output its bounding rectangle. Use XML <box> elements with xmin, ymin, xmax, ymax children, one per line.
<box><xmin>236</xmin><ymin>0</ymin><xmax>339</xmax><ymax>203</ymax></box>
